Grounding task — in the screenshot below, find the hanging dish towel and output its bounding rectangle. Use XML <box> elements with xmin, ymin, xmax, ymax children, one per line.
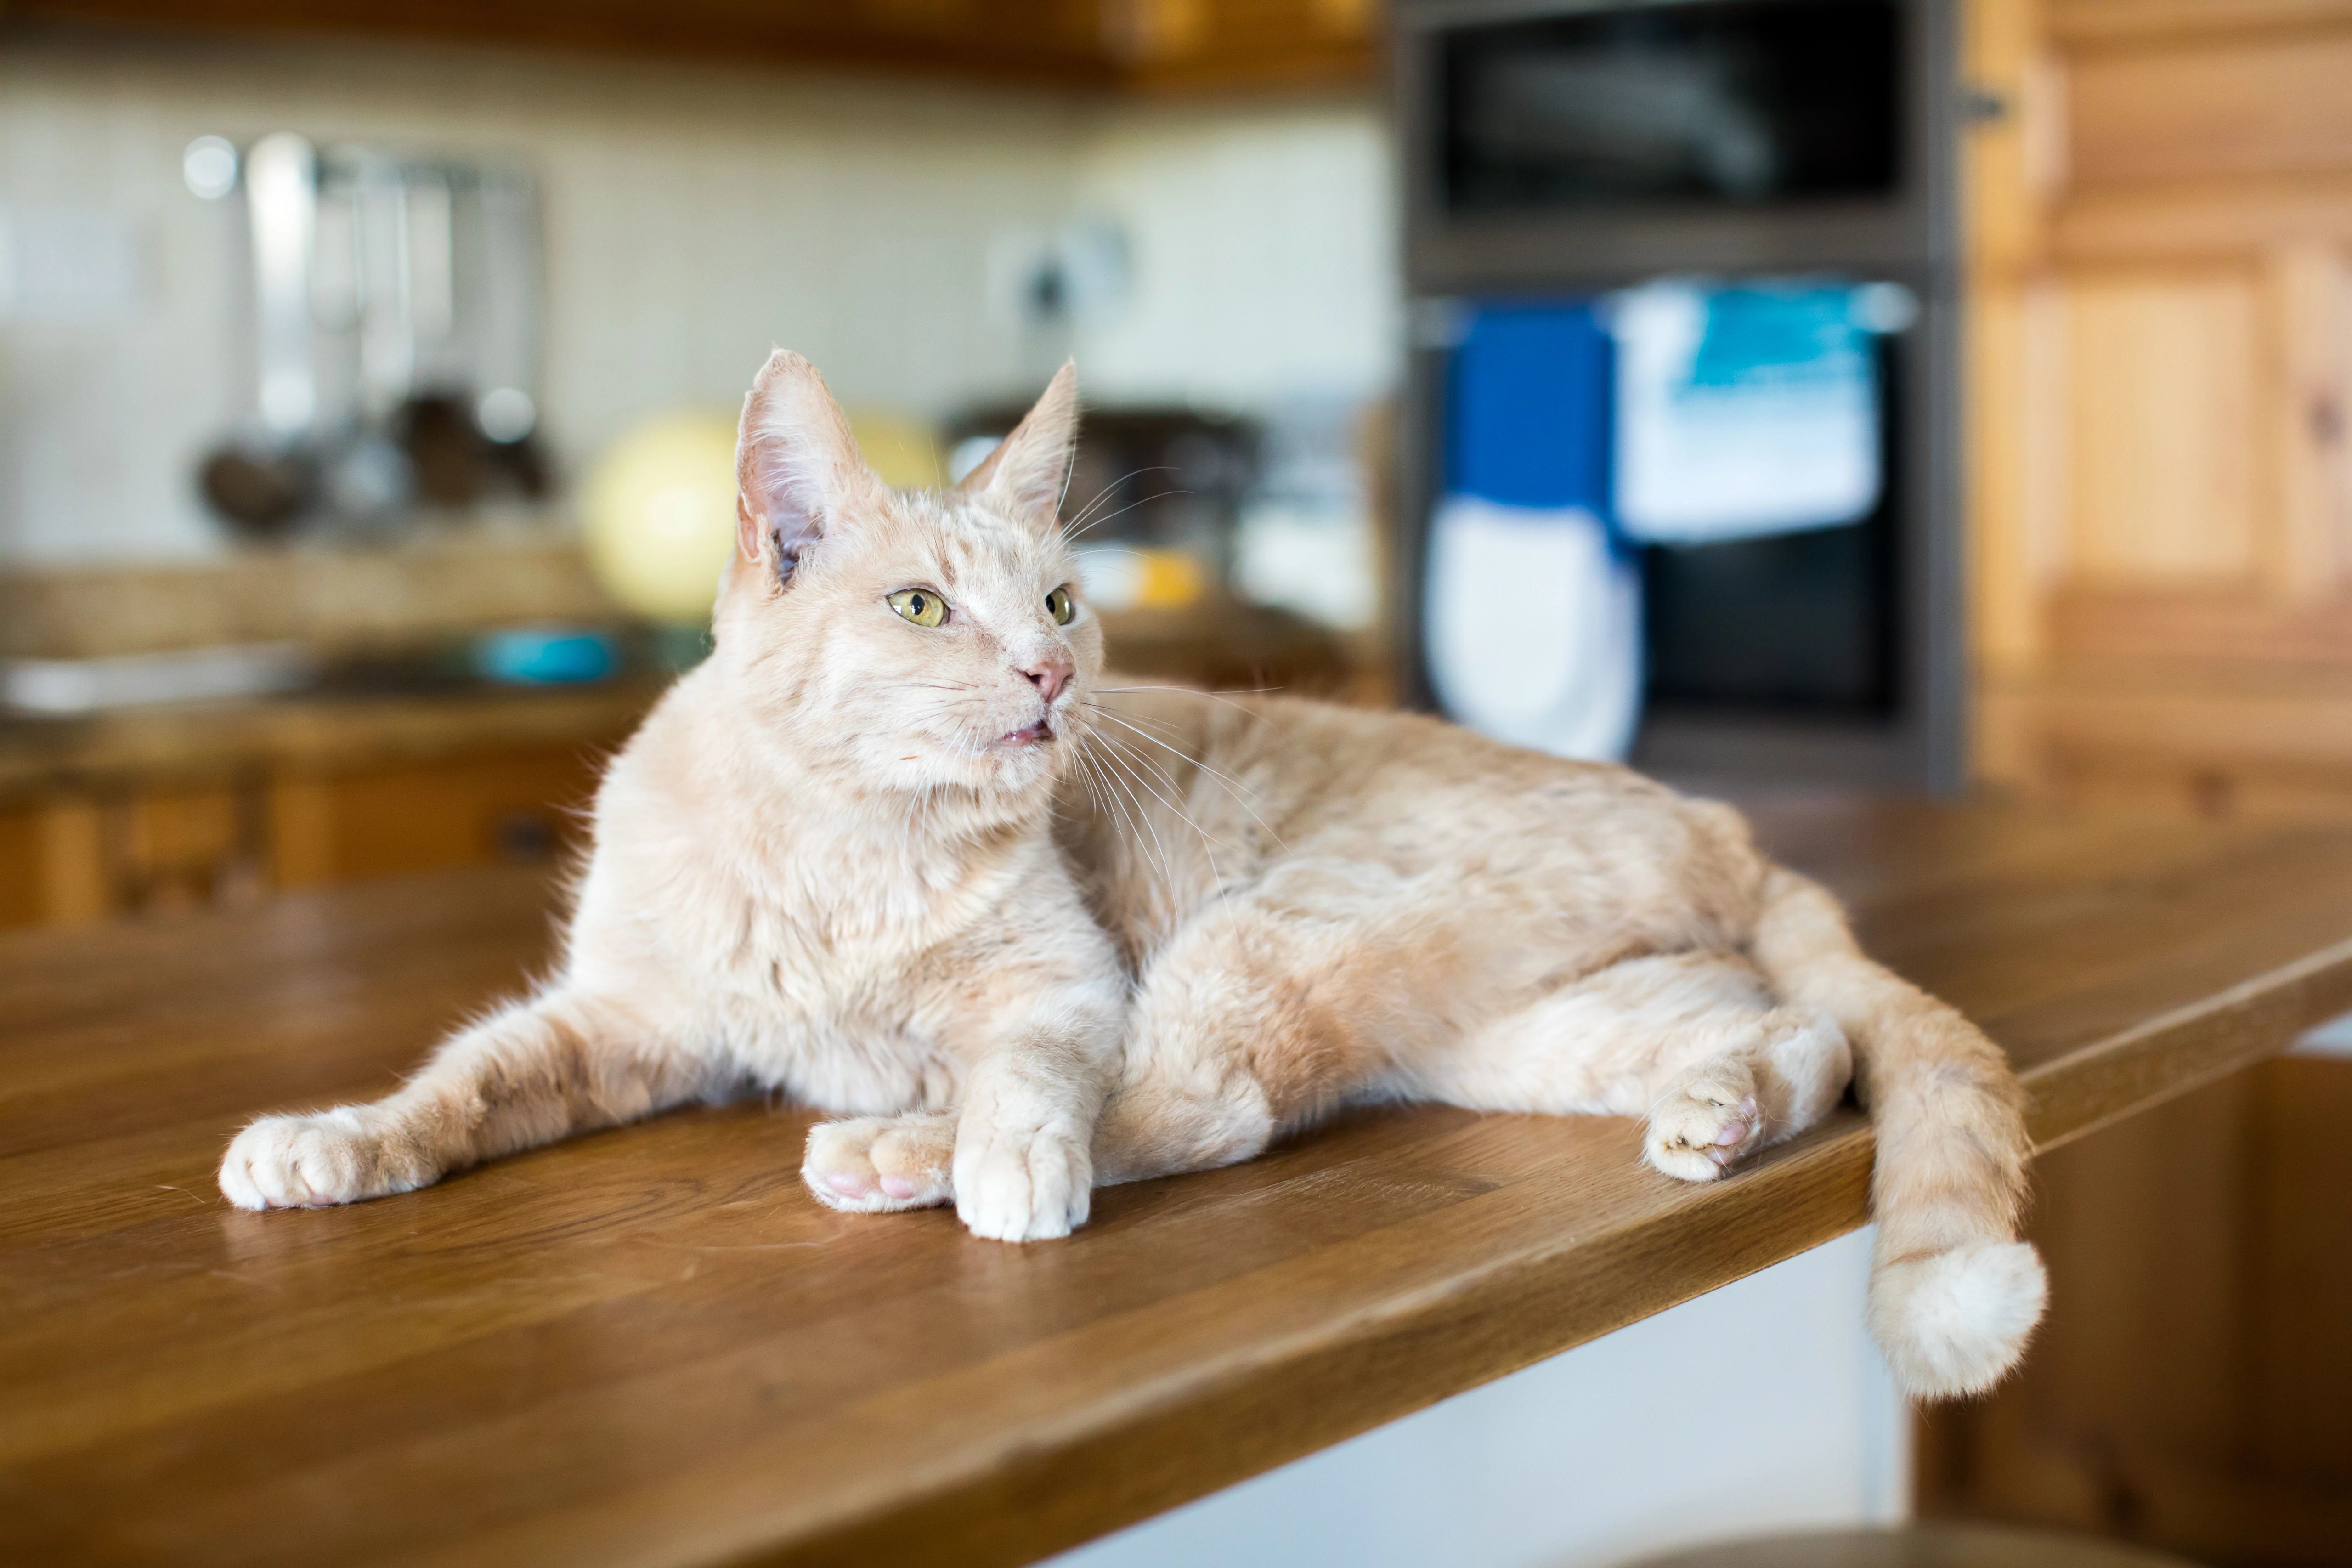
<box><xmin>1607</xmin><ymin>280</ymin><xmax>1888</xmax><ymax>545</ymax></box>
<box><xmin>1423</xmin><ymin>302</ymin><xmax>1642</xmax><ymax>762</ymax></box>
<box><xmin>1425</xmin><ymin>494</ymin><xmax>1641</xmax><ymax>761</ymax></box>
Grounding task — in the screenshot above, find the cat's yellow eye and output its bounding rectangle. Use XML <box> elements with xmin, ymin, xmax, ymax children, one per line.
<box><xmin>888</xmin><ymin>588</ymin><xmax>948</xmax><ymax>628</ymax></box>
<box><xmin>1045</xmin><ymin>585</ymin><xmax>1076</xmax><ymax>626</ymax></box>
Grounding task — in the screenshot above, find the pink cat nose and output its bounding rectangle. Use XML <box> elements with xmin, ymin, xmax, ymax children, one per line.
<box><xmin>1023</xmin><ymin>657</ymin><xmax>1073</xmax><ymax>705</ymax></box>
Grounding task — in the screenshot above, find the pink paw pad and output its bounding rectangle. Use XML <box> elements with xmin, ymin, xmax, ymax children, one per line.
<box><xmin>1704</xmin><ymin>1097</ymin><xmax>1762</xmax><ymax>1165</ymax></box>
<box><xmin>878</xmin><ymin>1176</ymin><xmax>917</xmax><ymax>1201</ymax></box>
<box><xmin>825</xmin><ymin>1172</ymin><xmax>872</xmax><ymax>1198</ymax></box>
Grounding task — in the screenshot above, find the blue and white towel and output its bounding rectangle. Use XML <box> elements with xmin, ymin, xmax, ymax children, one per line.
<box><xmin>1606</xmin><ymin>281</ymin><xmax>1893</xmax><ymax>545</ymax></box>
<box><xmin>1424</xmin><ymin>494</ymin><xmax>1642</xmax><ymax>762</ymax></box>
<box><xmin>1424</xmin><ymin>302</ymin><xmax>1642</xmax><ymax>762</ymax></box>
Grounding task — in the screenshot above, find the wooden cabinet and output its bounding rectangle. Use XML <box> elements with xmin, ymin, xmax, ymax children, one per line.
<box><xmin>1944</xmin><ymin>11</ymin><xmax>2352</xmax><ymax>1558</ymax></box>
<box><xmin>1968</xmin><ymin>0</ymin><xmax>2352</xmax><ymax>817</ymax></box>
<box><xmin>0</xmin><ymin>591</ymin><xmax>1374</xmax><ymax>934</ymax></box>
<box><xmin>0</xmin><ymin>682</ymin><xmax>653</xmax><ymax>930</ymax></box>
<box><xmin>6</xmin><ymin>0</ymin><xmax>1379</xmax><ymax>91</ymax></box>
<box><xmin>1922</xmin><ymin>1053</ymin><xmax>2352</xmax><ymax>1566</ymax></box>
<box><xmin>0</xmin><ymin>742</ymin><xmax>606</xmax><ymax>930</ymax></box>
<box><xmin>269</xmin><ymin>747</ymin><xmax>602</xmax><ymax>890</ymax></box>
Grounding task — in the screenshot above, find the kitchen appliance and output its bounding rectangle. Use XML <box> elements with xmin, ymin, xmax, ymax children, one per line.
<box><xmin>945</xmin><ymin>405</ymin><xmax>1259</xmax><ymax>615</ymax></box>
<box><xmin>1394</xmin><ymin>0</ymin><xmax>1964</xmax><ymax>790</ymax></box>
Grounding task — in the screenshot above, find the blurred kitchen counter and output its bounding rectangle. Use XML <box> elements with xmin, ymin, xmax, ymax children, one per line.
<box><xmin>0</xmin><ymin>530</ymin><xmax>1382</xmax><ymax>930</ymax></box>
<box><xmin>0</xmin><ymin>526</ymin><xmax>657</xmax><ymax>929</ymax></box>
<box><xmin>0</xmin><ymin>680</ymin><xmax>667</xmax><ymax>931</ymax></box>
<box><xmin>0</xmin><ymin>521</ymin><xmax>616</xmax><ymax>662</ymax></box>
<box><xmin>0</xmin><ymin>679</ymin><xmax>662</xmax><ymax>798</ymax></box>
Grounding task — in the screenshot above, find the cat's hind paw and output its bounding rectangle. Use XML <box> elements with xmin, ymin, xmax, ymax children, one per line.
<box><xmin>802</xmin><ymin>1113</ymin><xmax>957</xmax><ymax>1214</ymax></box>
<box><xmin>1644</xmin><ymin>1069</ymin><xmax>1763</xmax><ymax>1183</ymax></box>
<box><xmin>219</xmin><ymin>1109</ymin><xmax>422</xmax><ymax>1210</ymax></box>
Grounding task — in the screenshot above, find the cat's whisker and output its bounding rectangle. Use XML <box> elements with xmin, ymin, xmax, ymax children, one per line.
<box><xmin>1082</xmin><ymin>731</ymin><xmax>1186</xmax><ymax>898</ymax></box>
<box><xmin>1087</xmin><ymin>707</ymin><xmax>1286</xmax><ymax>844</ymax></box>
<box><xmin>1077</xmin><ymin>739</ymin><xmax>1180</xmax><ymax>914</ymax></box>
<box><xmin>1057</xmin><ymin>465</ymin><xmax>1178</xmax><ymax>538</ymax></box>
<box><xmin>1076</xmin><ymin>755</ymin><xmax>1156</xmax><ymax>909</ymax></box>
<box><xmin>1061</xmin><ymin>488</ymin><xmax>1196</xmax><ymax>547</ymax></box>
<box><xmin>1089</xmin><ymin>711</ymin><xmax>1287</xmax><ymax>857</ymax></box>
<box><xmin>1096</xmin><ymin>710</ymin><xmax>1279</xmax><ymax>809</ymax></box>
<box><xmin>1101</xmin><ymin>731</ymin><xmax>1240</xmax><ymax>925</ymax></box>
<box><xmin>1089</xmin><ymin>730</ymin><xmax>1239</xmax><ymax>901</ymax></box>
<box><xmin>1092</xmin><ymin>684</ymin><xmax>1282</xmax><ymax>719</ymax></box>
<box><xmin>1087</xmin><ymin>740</ymin><xmax>1182</xmax><ymax>897</ymax></box>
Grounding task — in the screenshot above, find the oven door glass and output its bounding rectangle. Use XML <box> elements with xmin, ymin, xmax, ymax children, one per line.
<box><xmin>1441</xmin><ymin>0</ymin><xmax>1903</xmax><ymax>215</ymax></box>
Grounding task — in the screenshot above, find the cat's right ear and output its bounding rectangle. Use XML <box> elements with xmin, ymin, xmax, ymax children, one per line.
<box><xmin>735</xmin><ymin>349</ymin><xmax>879</xmax><ymax>587</ymax></box>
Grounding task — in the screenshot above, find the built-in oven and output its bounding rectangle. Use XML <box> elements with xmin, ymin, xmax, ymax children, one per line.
<box><xmin>1393</xmin><ymin>0</ymin><xmax>1964</xmax><ymax>790</ymax></box>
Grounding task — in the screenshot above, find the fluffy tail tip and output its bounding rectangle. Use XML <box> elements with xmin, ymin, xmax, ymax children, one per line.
<box><xmin>1868</xmin><ymin>1241</ymin><xmax>2048</xmax><ymax>1401</ymax></box>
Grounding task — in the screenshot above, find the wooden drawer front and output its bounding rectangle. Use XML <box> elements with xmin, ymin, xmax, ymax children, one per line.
<box><xmin>272</xmin><ymin>747</ymin><xmax>606</xmax><ymax>889</ymax></box>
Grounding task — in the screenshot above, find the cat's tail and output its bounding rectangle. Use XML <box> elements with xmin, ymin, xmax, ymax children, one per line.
<box><xmin>1747</xmin><ymin>866</ymin><xmax>2047</xmax><ymax>1400</ymax></box>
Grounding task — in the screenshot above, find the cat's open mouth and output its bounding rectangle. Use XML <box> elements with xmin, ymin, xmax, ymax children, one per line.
<box><xmin>999</xmin><ymin>719</ymin><xmax>1053</xmax><ymax>747</ymax></box>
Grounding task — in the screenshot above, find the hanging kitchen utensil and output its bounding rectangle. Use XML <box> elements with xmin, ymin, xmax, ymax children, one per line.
<box><xmin>198</xmin><ymin>132</ymin><xmax>321</xmax><ymax>536</ymax></box>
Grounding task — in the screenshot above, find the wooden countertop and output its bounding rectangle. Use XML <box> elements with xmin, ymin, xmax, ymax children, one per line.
<box><xmin>6</xmin><ymin>795</ymin><xmax>2351</xmax><ymax>1568</ymax></box>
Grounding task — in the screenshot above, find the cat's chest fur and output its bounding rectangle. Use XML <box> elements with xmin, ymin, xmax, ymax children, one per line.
<box><xmin>579</xmin><ymin>774</ymin><xmax>1083</xmax><ymax>1115</ymax></box>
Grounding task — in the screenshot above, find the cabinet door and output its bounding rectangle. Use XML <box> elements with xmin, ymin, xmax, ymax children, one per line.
<box><xmin>271</xmin><ymin>747</ymin><xmax>605</xmax><ymax>889</ymax></box>
<box><xmin>0</xmin><ymin>804</ymin><xmax>105</xmax><ymax>926</ymax></box>
<box><xmin>1920</xmin><ymin>1054</ymin><xmax>2352</xmax><ymax>1566</ymax></box>
<box><xmin>2061</xmin><ymin>268</ymin><xmax>2264</xmax><ymax>591</ymax></box>
<box><xmin>1968</xmin><ymin>0</ymin><xmax>2352</xmax><ymax>815</ymax></box>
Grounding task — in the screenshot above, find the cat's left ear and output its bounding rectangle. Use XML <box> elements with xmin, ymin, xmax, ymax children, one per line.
<box><xmin>735</xmin><ymin>349</ymin><xmax>883</xmax><ymax>586</ymax></box>
<box><xmin>958</xmin><ymin>360</ymin><xmax>1078</xmax><ymax>533</ymax></box>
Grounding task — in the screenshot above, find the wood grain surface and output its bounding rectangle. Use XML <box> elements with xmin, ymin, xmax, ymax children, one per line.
<box><xmin>4</xmin><ymin>795</ymin><xmax>2349</xmax><ymax>1568</ymax></box>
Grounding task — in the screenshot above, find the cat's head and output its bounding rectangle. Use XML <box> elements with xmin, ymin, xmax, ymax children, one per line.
<box><xmin>712</xmin><ymin>349</ymin><xmax>1101</xmax><ymax>807</ymax></box>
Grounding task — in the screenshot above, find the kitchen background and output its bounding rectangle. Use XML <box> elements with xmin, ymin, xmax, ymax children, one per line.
<box><xmin>3</xmin><ymin>3</ymin><xmax>2349</xmax><ymax>1566</ymax></box>
<box><xmin>0</xmin><ymin>12</ymin><xmax>1401</xmax><ymax>923</ymax></box>
<box><xmin>0</xmin><ymin>32</ymin><xmax>1398</xmax><ymax>564</ymax></box>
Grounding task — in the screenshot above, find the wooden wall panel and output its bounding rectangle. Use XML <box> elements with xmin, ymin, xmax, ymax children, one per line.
<box><xmin>4</xmin><ymin>0</ymin><xmax>1376</xmax><ymax>91</ymax></box>
<box><xmin>2051</xmin><ymin>0</ymin><xmax>2352</xmax><ymax>43</ymax></box>
<box><xmin>2268</xmin><ymin>245</ymin><xmax>2352</xmax><ymax>600</ymax></box>
<box><xmin>2063</xmin><ymin>270</ymin><xmax>2262</xmax><ymax>587</ymax></box>
<box><xmin>2069</xmin><ymin>31</ymin><xmax>2352</xmax><ymax>187</ymax></box>
<box><xmin>1969</xmin><ymin>0</ymin><xmax>2352</xmax><ymax>816</ymax></box>
<box><xmin>1956</xmin><ymin>9</ymin><xmax>2352</xmax><ymax>1557</ymax></box>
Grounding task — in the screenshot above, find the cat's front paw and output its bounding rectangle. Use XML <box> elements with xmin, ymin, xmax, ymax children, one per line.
<box><xmin>953</xmin><ymin>1117</ymin><xmax>1091</xmax><ymax>1243</ymax></box>
<box><xmin>1644</xmin><ymin>1068</ymin><xmax>1763</xmax><ymax>1183</ymax></box>
<box><xmin>218</xmin><ymin>1109</ymin><xmax>423</xmax><ymax>1210</ymax></box>
<box><xmin>802</xmin><ymin>1113</ymin><xmax>956</xmax><ymax>1213</ymax></box>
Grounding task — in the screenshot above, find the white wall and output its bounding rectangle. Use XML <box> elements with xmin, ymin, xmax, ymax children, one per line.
<box><xmin>0</xmin><ymin>32</ymin><xmax>1400</xmax><ymax>565</ymax></box>
<box><xmin>1069</xmin><ymin>100</ymin><xmax>1402</xmax><ymax>411</ymax></box>
<box><xmin>0</xmin><ymin>33</ymin><xmax>1082</xmax><ymax>562</ymax></box>
<box><xmin>1049</xmin><ymin>1228</ymin><xmax>1909</xmax><ymax>1568</ymax></box>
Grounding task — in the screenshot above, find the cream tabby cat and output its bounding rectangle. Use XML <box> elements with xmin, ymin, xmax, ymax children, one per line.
<box><xmin>220</xmin><ymin>351</ymin><xmax>2047</xmax><ymax>1399</ymax></box>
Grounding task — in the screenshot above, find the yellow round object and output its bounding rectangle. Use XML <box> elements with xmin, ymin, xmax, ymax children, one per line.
<box><xmin>845</xmin><ymin>408</ymin><xmax>944</xmax><ymax>490</ymax></box>
<box><xmin>580</xmin><ymin>413</ymin><xmax>742</xmax><ymax>623</ymax></box>
<box><xmin>581</xmin><ymin>408</ymin><xmax>944</xmax><ymax>624</ymax></box>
